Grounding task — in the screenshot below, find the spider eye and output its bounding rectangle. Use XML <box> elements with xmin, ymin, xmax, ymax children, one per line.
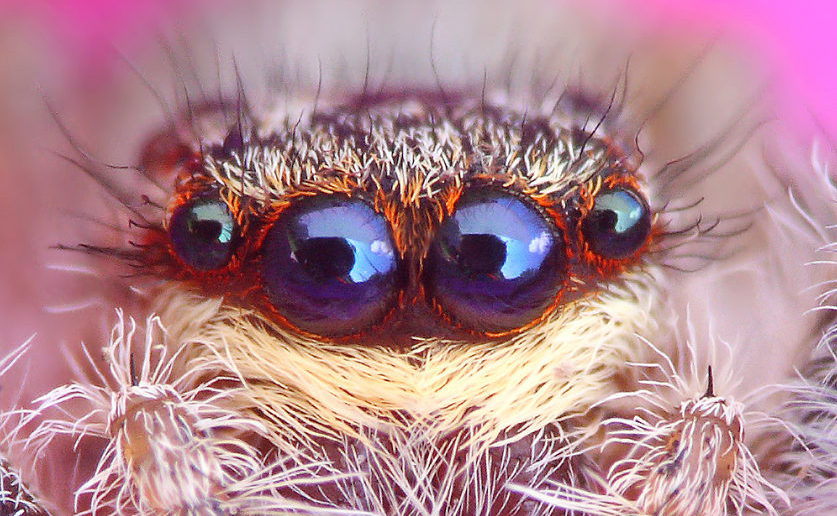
<box><xmin>261</xmin><ymin>196</ymin><xmax>401</xmax><ymax>336</ymax></box>
<box><xmin>425</xmin><ymin>188</ymin><xmax>567</xmax><ymax>333</ymax></box>
<box><xmin>169</xmin><ymin>198</ymin><xmax>238</xmax><ymax>270</ymax></box>
<box><xmin>581</xmin><ymin>187</ymin><xmax>651</xmax><ymax>259</ymax></box>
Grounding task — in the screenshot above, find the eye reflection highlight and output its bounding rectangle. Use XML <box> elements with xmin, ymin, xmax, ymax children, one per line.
<box><xmin>425</xmin><ymin>188</ymin><xmax>567</xmax><ymax>333</ymax></box>
<box><xmin>261</xmin><ymin>196</ymin><xmax>401</xmax><ymax>335</ymax></box>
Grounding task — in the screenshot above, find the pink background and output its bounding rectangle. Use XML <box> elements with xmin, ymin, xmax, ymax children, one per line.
<box><xmin>0</xmin><ymin>0</ymin><xmax>832</xmax><ymax>137</ymax></box>
<box><xmin>608</xmin><ymin>0</ymin><xmax>837</xmax><ymax>141</ymax></box>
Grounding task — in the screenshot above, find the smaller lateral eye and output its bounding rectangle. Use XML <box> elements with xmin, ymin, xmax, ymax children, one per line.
<box><xmin>581</xmin><ymin>187</ymin><xmax>651</xmax><ymax>259</ymax></box>
<box><xmin>169</xmin><ymin>198</ymin><xmax>238</xmax><ymax>270</ymax></box>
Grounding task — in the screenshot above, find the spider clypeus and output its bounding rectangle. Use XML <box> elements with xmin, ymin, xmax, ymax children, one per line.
<box><xmin>0</xmin><ymin>1</ymin><xmax>835</xmax><ymax>514</ymax></box>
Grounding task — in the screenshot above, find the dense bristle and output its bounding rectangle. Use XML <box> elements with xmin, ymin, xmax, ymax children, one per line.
<box><xmin>0</xmin><ymin>343</ymin><xmax>51</xmax><ymax>515</ymax></box>
<box><xmin>509</xmin><ymin>331</ymin><xmax>791</xmax><ymax>515</ymax></box>
<box><xmin>27</xmin><ymin>312</ymin><xmax>356</xmax><ymax>514</ymax></box>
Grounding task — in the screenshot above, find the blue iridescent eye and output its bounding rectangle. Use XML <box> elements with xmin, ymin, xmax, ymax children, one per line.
<box><xmin>169</xmin><ymin>197</ymin><xmax>238</xmax><ymax>271</ymax></box>
<box><xmin>581</xmin><ymin>187</ymin><xmax>651</xmax><ymax>259</ymax></box>
<box><xmin>261</xmin><ymin>196</ymin><xmax>401</xmax><ymax>336</ymax></box>
<box><xmin>425</xmin><ymin>189</ymin><xmax>567</xmax><ymax>333</ymax></box>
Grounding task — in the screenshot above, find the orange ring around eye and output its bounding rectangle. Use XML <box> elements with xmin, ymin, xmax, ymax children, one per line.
<box><xmin>575</xmin><ymin>174</ymin><xmax>655</xmax><ymax>276</ymax></box>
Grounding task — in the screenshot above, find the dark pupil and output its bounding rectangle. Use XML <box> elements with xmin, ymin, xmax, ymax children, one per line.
<box><xmin>295</xmin><ymin>237</ymin><xmax>355</xmax><ymax>280</ymax></box>
<box><xmin>582</xmin><ymin>188</ymin><xmax>651</xmax><ymax>259</ymax></box>
<box><xmin>169</xmin><ymin>199</ymin><xmax>237</xmax><ymax>271</ymax></box>
<box><xmin>591</xmin><ymin>210</ymin><xmax>618</xmax><ymax>234</ymax></box>
<box><xmin>188</xmin><ymin>219</ymin><xmax>224</xmax><ymax>242</ymax></box>
<box><xmin>459</xmin><ymin>234</ymin><xmax>507</xmax><ymax>275</ymax></box>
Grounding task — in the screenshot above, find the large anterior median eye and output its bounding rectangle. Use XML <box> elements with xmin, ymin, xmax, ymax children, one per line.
<box><xmin>581</xmin><ymin>187</ymin><xmax>651</xmax><ymax>259</ymax></box>
<box><xmin>425</xmin><ymin>188</ymin><xmax>567</xmax><ymax>333</ymax></box>
<box><xmin>169</xmin><ymin>197</ymin><xmax>238</xmax><ymax>271</ymax></box>
<box><xmin>261</xmin><ymin>196</ymin><xmax>401</xmax><ymax>336</ymax></box>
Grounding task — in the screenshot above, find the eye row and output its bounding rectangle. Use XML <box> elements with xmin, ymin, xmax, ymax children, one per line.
<box><xmin>167</xmin><ymin>184</ymin><xmax>652</xmax><ymax>337</ymax></box>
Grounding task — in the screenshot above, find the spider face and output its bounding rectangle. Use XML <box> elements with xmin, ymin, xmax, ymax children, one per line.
<box><xmin>151</xmin><ymin>96</ymin><xmax>655</xmax><ymax>343</ymax></box>
<box><xmin>118</xmin><ymin>93</ymin><xmax>665</xmax><ymax>510</ymax></box>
